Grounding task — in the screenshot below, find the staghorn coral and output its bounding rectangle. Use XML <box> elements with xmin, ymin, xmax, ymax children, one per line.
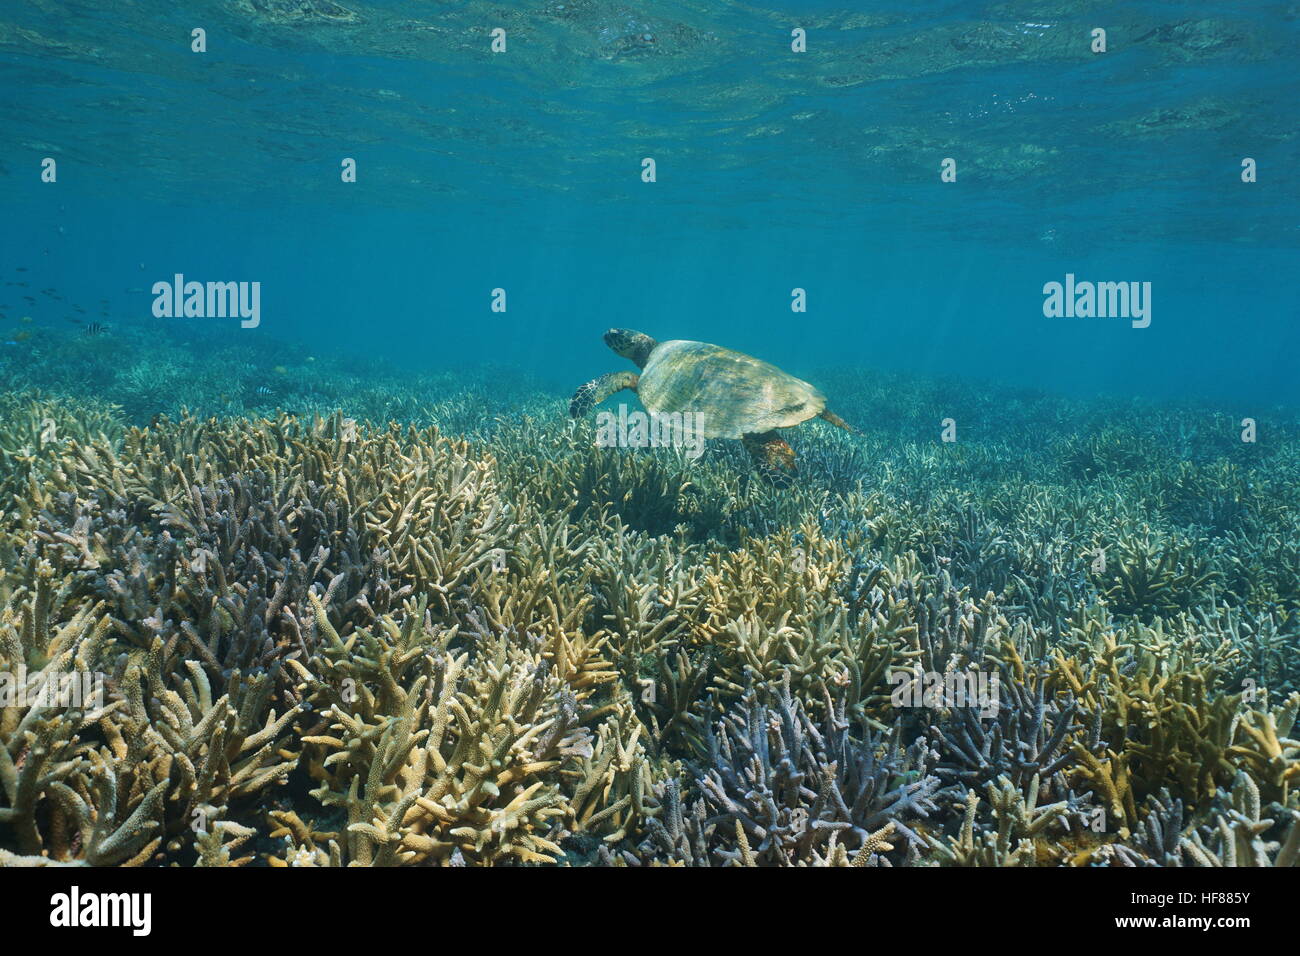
<box><xmin>1090</xmin><ymin>525</ymin><xmax>1219</xmax><ymax>620</ymax></box>
<box><xmin>922</xmin><ymin>774</ymin><xmax>1071</xmax><ymax>867</ymax></box>
<box><xmin>1177</xmin><ymin>772</ymin><xmax>1299</xmax><ymax>867</ymax></box>
<box><xmin>1</xmin><ymin>342</ymin><xmax>1298</xmax><ymax>867</ymax></box>
<box><xmin>1112</xmin><ymin>789</ymin><xmax>1187</xmax><ymax>867</ymax></box>
<box><xmin>681</xmin><ymin>673</ymin><xmax>947</xmax><ymax>866</ymax></box>
<box><xmin>285</xmin><ymin>593</ymin><xmax>646</xmax><ymax>865</ymax></box>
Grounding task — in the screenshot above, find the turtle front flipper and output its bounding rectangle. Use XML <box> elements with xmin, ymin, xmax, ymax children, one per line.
<box><xmin>742</xmin><ymin>430</ymin><xmax>796</xmax><ymax>486</ymax></box>
<box><xmin>570</xmin><ymin>371</ymin><xmax>640</xmax><ymax>418</ymax></box>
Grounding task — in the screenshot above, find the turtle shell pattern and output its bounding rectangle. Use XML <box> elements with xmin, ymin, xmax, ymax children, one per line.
<box><xmin>637</xmin><ymin>340</ymin><xmax>826</xmax><ymax>440</ymax></box>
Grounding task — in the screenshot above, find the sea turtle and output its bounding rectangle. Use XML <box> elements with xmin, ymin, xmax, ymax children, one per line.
<box><xmin>569</xmin><ymin>328</ymin><xmax>853</xmax><ymax>479</ymax></box>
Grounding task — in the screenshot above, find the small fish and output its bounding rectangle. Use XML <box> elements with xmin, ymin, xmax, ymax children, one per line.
<box><xmin>15</xmin><ymin>267</ymin><xmax>27</xmax><ymax>272</ymax></box>
<box><xmin>86</xmin><ymin>322</ymin><xmax>108</xmax><ymax>335</ymax></box>
<box><xmin>73</xmin><ymin>305</ymin><xmax>85</xmax><ymax>313</ymax></box>
<box><xmin>255</xmin><ymin>385</ymin><xmax>275</xmax><ymax>397</ymax></box>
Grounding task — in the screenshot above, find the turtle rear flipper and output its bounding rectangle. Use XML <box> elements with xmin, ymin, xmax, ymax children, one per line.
<box><xmin>743</xmin><ymin>430</ymin><xmax>796</xmax><ymax>487</ymax></box>
<box><xmin>819</xmin><ymin>408</ymin><xmax>856</xmax><ymax>433</ymax></box>
<box><xmin>570</xmin><ymin>371</ymin><xmax>640</xmax><ymax>417</ymax></box>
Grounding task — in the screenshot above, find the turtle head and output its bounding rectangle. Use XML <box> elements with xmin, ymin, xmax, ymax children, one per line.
<box><xmin>604</xmin><ymin>328</ymin><xmax>657</xmax><ymax>368</ymax></box>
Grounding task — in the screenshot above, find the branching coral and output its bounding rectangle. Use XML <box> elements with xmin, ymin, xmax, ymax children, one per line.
<box><xmin>1</xmin><ymin>353</ymin><xmax>1298</xmax><ymax>867</ymax></box>
<box><xmin>680</xmin><ymin>673</ymin><xmax>947</xmax><ymax>865</ymax></box>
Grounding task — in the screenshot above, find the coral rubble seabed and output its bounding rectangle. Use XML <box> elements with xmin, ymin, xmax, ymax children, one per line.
<box><xmin>1</xmin><ymin>336</ymin><xmax>1298</xmax><ymax>866</ymax></box>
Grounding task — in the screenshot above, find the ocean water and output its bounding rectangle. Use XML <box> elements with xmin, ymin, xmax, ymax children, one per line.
<box><xmin>4</xmin><ymin>2</ymin><xmax>1298</xmax><ymax>404</ymax></box>
<box><xmin>2</xmin><ymin>2</ymin><xmax>1299</xmax><ymax>872</ymax></box>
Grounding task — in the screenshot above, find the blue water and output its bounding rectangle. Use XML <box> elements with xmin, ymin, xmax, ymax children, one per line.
<box><xmin>2</xmin><ymin>1</ymin><xmax>1297</xmax><ymax>405</ymax></box>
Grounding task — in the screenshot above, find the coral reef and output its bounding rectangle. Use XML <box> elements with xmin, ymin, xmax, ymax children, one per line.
<box><xmin>2</xmin><ymin>332</ymin><xmax>1298</xmax><ymax>866</ymax></box>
